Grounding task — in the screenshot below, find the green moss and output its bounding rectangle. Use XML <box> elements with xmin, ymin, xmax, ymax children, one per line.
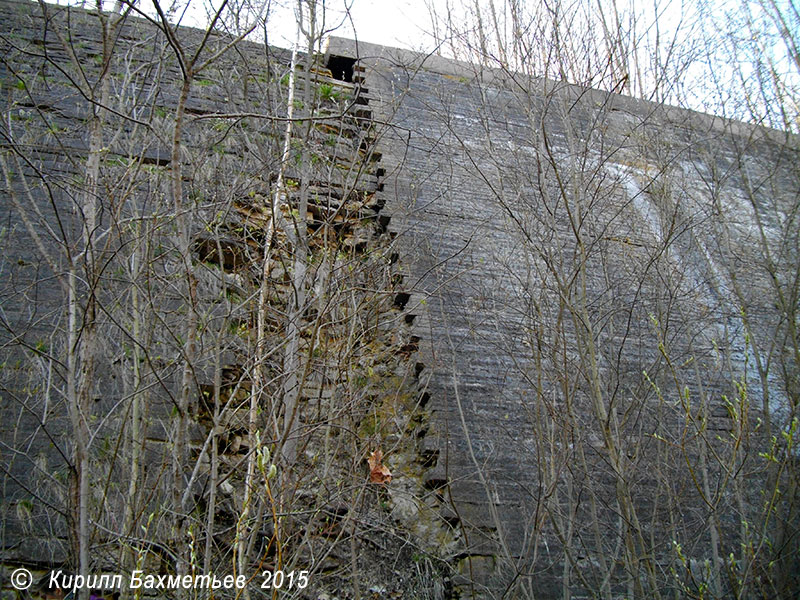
<box><xmin>359</xmin><ymin>413</ymin><xmax>381</xmax><ymax>436</ymax></box>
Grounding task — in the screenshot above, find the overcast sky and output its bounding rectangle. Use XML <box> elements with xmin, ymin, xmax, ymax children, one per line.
<box><xmin>43</xmin><ymin>0</ymin><xmax>436</xmax><ymax>53</ymax></box>
<box><xmin>179</xmin><ymin>0</ymin><xmax>438</xmax><ymax>53</ymax></box>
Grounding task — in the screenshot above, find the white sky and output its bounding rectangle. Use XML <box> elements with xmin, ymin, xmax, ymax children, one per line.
<box><xmin>51</xmin><ymin>0</ymin><xmax>696</xmax><ymax>62</ymax></box>
<box><xmin>173</xmin><ymin>0</ymin><xmax>436</xmax><ymax>52</ymax></box>
<box><xmin>308</xmin><ymin>0</ymin><xmax>433</xmax><ymax>51</ymax></box>
<box><xmin>45</xmin><ymin>0</ymin><xmax>435</xmax><ymax>52</ymax></box>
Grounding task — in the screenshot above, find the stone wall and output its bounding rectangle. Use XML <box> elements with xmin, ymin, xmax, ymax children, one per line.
<box><xmin>0</xmin><ymin>1</ymin><xmax>798</xmax><ymax>598</ymax></box>
<box><xmin>0</xmin><ymin>2</ymin><xmax>448</xmax><ymax>598</ymax></box>
<box><xmin>328</xmin><ymin>36</ymin><xmax>800</xmax><ymax>598</ymax></box>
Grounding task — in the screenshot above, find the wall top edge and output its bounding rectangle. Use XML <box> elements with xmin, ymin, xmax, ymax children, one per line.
<box><xmin>325</xmin><ymin>36</ymin><xmax>798</xmax><ymax>147</ymax></box>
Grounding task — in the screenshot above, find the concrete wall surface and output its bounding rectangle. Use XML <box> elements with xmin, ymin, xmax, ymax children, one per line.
<box><xmin>329</xmin><ymin>35</ymin><xmax>800</xmax><ymax>598</ymax></box>
<box><xmin>1</xmin><ymin>2</ymin><xmax>798</xmax><ymax>598</ymax></box>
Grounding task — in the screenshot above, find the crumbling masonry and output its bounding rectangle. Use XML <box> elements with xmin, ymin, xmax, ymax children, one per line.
<box><xmin>1</xmin><ymin>1</ymin><xmax>799</xmax><ymax>598</ymax></box>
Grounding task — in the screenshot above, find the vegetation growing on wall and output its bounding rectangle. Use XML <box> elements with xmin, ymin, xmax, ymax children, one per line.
<box><xmin>397</xmin><ymin>0</ymin><xmax>799</xmax><ymax>597</ymax></box>
<box><xmin>0</xmin><ymin>1</ymin><xmax>449</xmax><ymax>598</ymax></box>
<box><xmin>1</xmin><ymin>1</ymin><xmax>798</xmax><ymax>599</ymax></box>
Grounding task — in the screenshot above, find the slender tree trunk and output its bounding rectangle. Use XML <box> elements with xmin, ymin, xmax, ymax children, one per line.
<box><xmin>237</xmin><ymin>14</ymin><xmax>301</xmax><ymax>582</ymax></box>
<box><xmin>171</xmin><ymin>73</ymin><xmax>198</xmax><ymax>584</ymax></box>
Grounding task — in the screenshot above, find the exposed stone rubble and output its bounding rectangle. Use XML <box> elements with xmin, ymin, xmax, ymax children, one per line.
<box><xmin>1</xmin><ymin>2</ymin><xmax>798</xmax><ymax>599</ymax></box>
<box><xmin>0</xmin><ymin>2</ymin><xmax>455</xmax><ymax>598</ymax></box>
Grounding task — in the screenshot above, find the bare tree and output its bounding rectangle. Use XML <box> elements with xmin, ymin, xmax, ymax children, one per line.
<box><xmin>1</xmin><ymin>2</ymin><xmax>442</xmax><ymax>599</ymax></box>
<box><xmin>401</xmin><ymin>1</ymin><xmax>799</xmax><ymax>598</ymax></box>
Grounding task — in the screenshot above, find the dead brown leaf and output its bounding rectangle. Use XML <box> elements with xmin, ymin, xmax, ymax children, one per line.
<box><xmin>368</xmin><ymin>449</ymin><xmax>392</xmax><ymax>484</ymax></box>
